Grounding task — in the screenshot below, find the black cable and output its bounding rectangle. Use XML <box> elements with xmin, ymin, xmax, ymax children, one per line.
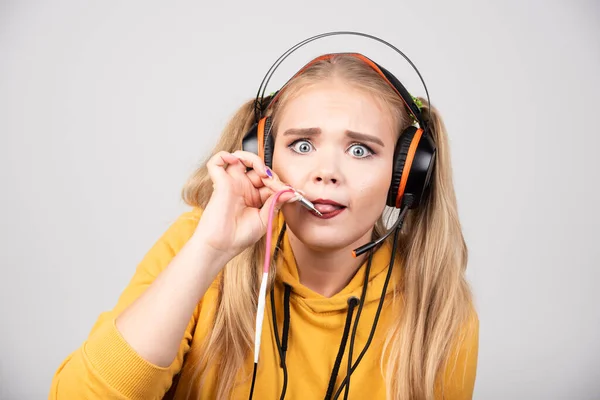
<box><xmin>324</xmin><ymin>297</ymin><xmax>359</xmax><ymax>400</ymax></box>
<box><xmin>281</xmin><ymin>283</ymin><xmax>292</xmax><ymax>364</ymax></box>
<box><xmin>269</xmin><ymin>224</ymin><xmax>289</xmax><ymax>400</ymax></box>
<box><xmin>270</xmin><ymin>287</ymin><xmax>289</xmax><ymax>400</ymax></box>
<box><xmin>279</xmin><ymin>351</ymin><xmax>289</xmax><ymax>400</ymax></box>
<box><xmin>332</xmin><ymin>206</ymin><xmax>409</xmax><ymax>400</ymax></box>
<box><xmin>254</xmin><ymin>204</ymin><xmax>408</xmax><ymax>400</ymax></box>
<box><xmin>253</xmin><ymin>31</ymin><xmax>431</xmax><ymax>129</ymax></box>
<box><xmin>248</xmin><ymin>362</ymin><xmax>258</xmax><ymax>400</ymax></box>
<box><xmin>344</xmin><ymin>250</ymin><xmax>374</xmax><ymax>399</ymax></box>
<box><xmin>352</xmin><ymin>206</ymin><xmax>406</xmax><ymax>257</ymax></box>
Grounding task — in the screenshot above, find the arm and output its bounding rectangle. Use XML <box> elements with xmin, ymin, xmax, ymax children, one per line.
<box><xmin>49</xmin><ymin>208</ymin><xmax>225</xmax><ymax>400</ymax></box>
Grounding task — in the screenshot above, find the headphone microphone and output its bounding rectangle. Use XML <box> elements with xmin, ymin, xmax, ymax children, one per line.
<box><xmin>351</xmin><ymin>194</ymin><xmax>414</xmax><ymax>257</ymax></box>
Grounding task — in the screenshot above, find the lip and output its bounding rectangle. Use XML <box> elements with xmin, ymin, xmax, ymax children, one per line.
<box><xmin>311</xmin><ymin>198</ymin><xmax>346</xmax><ymax>207</ymax></box>
<box><xmin>310</xmin><ymin>207</ymin><xmax>346</xmax><ymax>219</ymax></box>
<box><xmin>308</xmin><ymin>198</ymin><xmax>347</xmax><ymax>219</ymax></box>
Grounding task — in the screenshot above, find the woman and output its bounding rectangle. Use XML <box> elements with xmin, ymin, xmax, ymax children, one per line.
<box><xmin>50</xmin><ymin>50</ymin><xmax>479</xmax><ymax>399</ymax></box>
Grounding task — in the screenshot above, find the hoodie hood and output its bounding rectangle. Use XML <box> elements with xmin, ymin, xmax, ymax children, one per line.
<box><xmin>270</xmin><ymin>211</ymin><xmax>402</xmax><ymax>314</ymax></box>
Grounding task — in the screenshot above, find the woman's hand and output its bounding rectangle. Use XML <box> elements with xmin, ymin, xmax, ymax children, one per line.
<box><xmin>193</xmin><ymin>150</ymin><xmax>296</xmax><ymax>262</ymax></box>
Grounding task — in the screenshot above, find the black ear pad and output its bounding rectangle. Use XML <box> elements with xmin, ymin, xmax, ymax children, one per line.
<box><xmin>406</xmin><ymin>132</ymin><xmax>436</xmax><ymax>208</ymax></box>
<box><xmin>387</xmin><ymin>127</ymin><xmax>417</xmax><ymax>208</ymax></box>
<box><xmin>262</xmin><ymin>117</ymin><xmax>275</xmax><ymax>169</ymax></box>
<box><xmin>241</xmin><ymin>122</ymin><xmax>259</xmax><ymax>155</ymax></box>
<box><xmin>241</xmin><ymin>117</ymin><xmax>275</xmax><ymax>168</ymax></box>
<box><xmin>405</xmin><ymin>135</ymin><xmax>437</xmax><ymax>207</ymax></box>
<box><xmin>387</xmin><ymin>127</ymin><xmax>436</xmax><ymax>209</ymax></box>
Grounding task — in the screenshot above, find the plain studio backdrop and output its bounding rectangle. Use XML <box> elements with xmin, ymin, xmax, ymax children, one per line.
<box><xmin>1</xmin><ymin>1</ymin><xmax>599</xmax><ymax>399</ymax></box>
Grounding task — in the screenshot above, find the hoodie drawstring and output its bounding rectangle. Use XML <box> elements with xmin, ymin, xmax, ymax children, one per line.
<box><xmin>281</xmin><ymin>283</ymin><xmax>292</xmax><ymax>364</ymax></box>
<box><xmin>268</xmin><ymin>223</ymin><xmax>385</xmax><ymax>400</ymax></box>
<box><xmin>323</xmin><ymin>297</ymin><xmax>359</xmax><ymax>400</ymax></box>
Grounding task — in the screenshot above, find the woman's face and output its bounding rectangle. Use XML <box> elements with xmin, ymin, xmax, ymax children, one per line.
<box><xmin>272</xmin><ymin>80</ymin><xmax>398</xmax><ymax>251</ymax></box>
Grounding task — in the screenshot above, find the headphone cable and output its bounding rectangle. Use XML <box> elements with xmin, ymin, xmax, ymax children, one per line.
<box><xmin>249</xmin><ymin>191</ymin><xmax>293</xmax><ymax>400</ymax></box>
<box><xmin>343</xmin><ymin>249</ymin><xmax>374</xmax><ymax>400</ymax></box>
<box><xmin>250</xmin><ymin>193</ymin><xmax>410</xmax><ymax>400</ymax></box>
<box><xmin>333</xmin><ymin>204</ymin><xmax>409</xmax><ymax>400</ymax></box>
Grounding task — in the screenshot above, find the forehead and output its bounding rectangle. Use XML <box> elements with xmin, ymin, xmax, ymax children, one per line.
<box><xmin>276</xmin><ymin>81</ymin><xmax>397</xmax><ymax>141</ymax></box>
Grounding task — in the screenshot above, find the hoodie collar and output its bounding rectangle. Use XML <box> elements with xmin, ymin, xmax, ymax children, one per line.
<box><xmin>270</xmin><ymin>212</ymin><xmax>402</xmax><ymax>314</ymax></box>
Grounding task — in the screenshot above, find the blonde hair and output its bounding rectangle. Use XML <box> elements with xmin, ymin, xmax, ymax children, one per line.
<box><xmin>181</xmin><ymin>54</ymin><xmax>475</xmax><ymax>399</ymax></box>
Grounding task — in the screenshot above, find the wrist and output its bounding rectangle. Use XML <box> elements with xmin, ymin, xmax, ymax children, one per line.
<box><xmin>188</xmin><ymin>232</ymin><xmax>233</xmax><ymax>272</ymax></box>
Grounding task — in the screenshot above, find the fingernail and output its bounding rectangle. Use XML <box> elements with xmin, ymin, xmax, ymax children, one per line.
<box><xmin>266</xmin><ymin>167</ymin><xmax>273</xmax><ymax>178</ymax></box>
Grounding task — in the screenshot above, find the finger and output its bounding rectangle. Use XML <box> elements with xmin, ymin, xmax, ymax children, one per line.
<box><xmin>260</xmin><ymin>175</ymin><xmax>293</xmax><ymax>195</ymax></box>
<box><xmin>230</xmin><ymin>151</ymin><xmax>295</xmax><ymax>197</ymax></box>
<box><xmin>206</xmin><ymin>151</ymin><xmax>237</xmax><ymax>182</ymax></box>
<box><xmin>221</xmin><ymin>161</ymin><xmax>264</xmax><ymax>208</ymax></box>
<box><xmin>225</xmin><ymin>156</ymin><xmax>248</xmax><ymax>181</ymax></box>
<box><xmin>257</xmin><ymin>186</ymin><xmax>297</xmax><ymax>205</ymax></box>
<box><xmin>232</xmin><ymin>150</ymin><xmax>270</xmax><ymax>178</ymax></box>
<box><xmin>246</xmin><ymin>169</ymin><xmax>266</xmax><ymax>189</ymax></box>
<box><xmin>284</xmin><ymin>192</ymin><xmax>302</xmax><ymax>204</ymax></box>
<box><xmin>259</xmin><ymin>189</ymin><xmax>297</xmax><ymax>225</ymax></box>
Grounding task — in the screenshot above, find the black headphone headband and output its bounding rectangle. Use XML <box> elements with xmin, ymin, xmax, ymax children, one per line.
<box><xmin>253</xmin><ymin>31</ymin><xmax>431</xmax><ymax>131</ymax></box>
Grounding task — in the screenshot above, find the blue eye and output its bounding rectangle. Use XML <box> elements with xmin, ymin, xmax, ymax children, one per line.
<box><xmin>348</xmin><ymin>143</ymin><xmax>374</xmax><ymax>158</ymax></box>
<box><xmin>289</xmin><ymin>139</ymin><xmax>314</xmax><ymax>154</ymax></box>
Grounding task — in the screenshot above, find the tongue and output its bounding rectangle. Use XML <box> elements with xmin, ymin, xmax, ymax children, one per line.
<box><xmin>314</xmin><ymin>204</ymin><xmax>342</xmax><ymax>213</ymax></box>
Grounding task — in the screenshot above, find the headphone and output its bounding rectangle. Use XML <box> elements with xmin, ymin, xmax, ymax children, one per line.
<box><xmin>242</xmin><ymin>31</ymin><xmax>436</xmax><ymax>210</ymax></box>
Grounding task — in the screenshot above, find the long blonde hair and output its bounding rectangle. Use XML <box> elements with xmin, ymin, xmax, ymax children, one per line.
<box><xmin>181</xmin><ymin>54</ymin><xmax>475</xmax><ymax>399</ymax></box>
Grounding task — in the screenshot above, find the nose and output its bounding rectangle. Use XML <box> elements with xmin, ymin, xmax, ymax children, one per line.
<box><xmin>314</xmin><ymin>173</ymin><xmax>337</xmax><ymax>184</ymax></box>
<box><xmin>311</xmin><ymin>150</ymin><xmax>342</xmax><ymax>186</ymax></box>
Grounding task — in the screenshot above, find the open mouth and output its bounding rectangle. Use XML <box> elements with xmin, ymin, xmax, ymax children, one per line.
<box><xmin>310</xmin><ymin>199</ymin><xmax>347</xmax><ymax>219</ymax></box>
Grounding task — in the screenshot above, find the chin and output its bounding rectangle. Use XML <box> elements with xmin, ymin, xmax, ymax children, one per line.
<box><xmin>295</xmin><ymin>232</ymin><xmax>352</xmax><ymax>252</ymax></box>
<box><xmin>283</xmin><ymin>209</ymin><xmax>373</xmax><ymax>252</ymax></box>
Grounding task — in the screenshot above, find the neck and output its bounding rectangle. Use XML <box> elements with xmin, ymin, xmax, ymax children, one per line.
<box><xmin>287</xmin><ymin>229</ymin><xmax>373</xmax><ymax>298</ymax></box>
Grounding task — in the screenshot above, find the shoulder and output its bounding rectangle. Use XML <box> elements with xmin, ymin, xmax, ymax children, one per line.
<box><xmin>437</xmin><ymin>304</ymin><xmax>479</xmax><ymax>399</ymax></box>
<box><xmin>450</xmin><ymin>304</ymin><xmax>479</xmax><ymax>369</ymax></box>
<box><xmin>133</xmin><ymin>207</ymin><xmax>205</xmax><ymax>278</ymax></box>
<box><xmin>168</xmin><ymin>206</ymin><xmax>204</xmax><ymax>230</ymax></box>
<box><xmin>156</xmin><ymin>207</ymin><xmax>204</xmax><ymax>252</ymax></box>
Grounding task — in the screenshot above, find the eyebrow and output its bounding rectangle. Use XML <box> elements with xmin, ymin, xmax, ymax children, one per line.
<box><xmin>282</xmin><ymin>127</ymin><xmax>385</xmax><ymax>147</ymax></box>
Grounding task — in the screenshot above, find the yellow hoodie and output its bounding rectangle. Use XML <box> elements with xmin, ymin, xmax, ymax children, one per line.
<box><xmin>49</xmin><ymin>208</ymin><xmax>478</xmax><ymax>399</ymax></box>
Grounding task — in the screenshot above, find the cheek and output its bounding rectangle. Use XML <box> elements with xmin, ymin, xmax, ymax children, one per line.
<box><xmin>271</xmin><ymin>142</ymin><xmax>309</xmax><ymax>185</ymax></box>
<box><xmin>352</xmin><ymin>171</ymin><xmax>391</xmax><ymax>210</ymax></box>
<box><xmin>342</xmin><ymin>158</ymin><xmax>392</xmax><ymax>220</ymax></box>
<box><xmin>271</xmin><ymin>148</ymin><xmax>294</xmax><ymax>184</ymax></box>
<box><xmin>353</xmin><ymin>154</ymin><xmax>393</xmax><ymax>189</ymax></box>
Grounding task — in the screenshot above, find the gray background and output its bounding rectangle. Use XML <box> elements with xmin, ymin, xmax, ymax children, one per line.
<box><xmin>1</xmin><ymin>1</ymin><xmax>599</xmax><ymax>399</ymax></box>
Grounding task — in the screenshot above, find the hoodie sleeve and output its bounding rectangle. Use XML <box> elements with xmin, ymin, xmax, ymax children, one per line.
<box><xmin>437</xmin><ymin>306</ymin><xmax>480</xmax><ymax>400</ymax></box>
<box><xmin>49</xmin><ymin>208</ymin><xmax>203</xmax><ymax>400</ymax></box>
